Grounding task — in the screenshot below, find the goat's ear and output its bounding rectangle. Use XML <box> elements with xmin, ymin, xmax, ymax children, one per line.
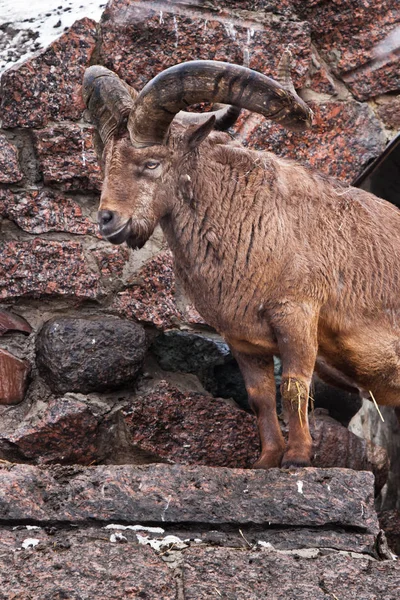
<box><xmin>184</xmin><ymin>115</ymin><xmax>216</xmax><ymax>152</ymax></box>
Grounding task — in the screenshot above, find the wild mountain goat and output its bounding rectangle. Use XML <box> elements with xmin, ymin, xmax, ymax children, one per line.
<box><xmin>83</xmin><ymin>57</ymin><xmax>400</xmax><ymax>468</ymax></box>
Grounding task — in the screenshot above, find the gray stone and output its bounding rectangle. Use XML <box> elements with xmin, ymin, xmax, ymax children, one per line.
<box><xmin>0</xmin><ymin>464</ymin><xmax>379</xmax><ymax>534</ymax></box>
<box><xmin>36</xmin><ymin>317</ymin><xmax>147</xmax><ymax>394</ymax></box>
<box><xmin>151</xmin><ymin>330</ymin><xmax>230</xmax><ymax>372</ymax></box>
<box><xmin>183</xmin><ymin>547</ymin><xmax>400</xmax><ymax>600</ymax></box>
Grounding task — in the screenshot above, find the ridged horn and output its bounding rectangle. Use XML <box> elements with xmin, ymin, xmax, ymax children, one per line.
<box><xmin>276</xmin><ymin>47</ymin><xmax>297</xmax><ymax>96</ymax></box>
<box><xmin>175</xmin><ymin>104</ymin><xmax>242</xmax><ymax>131</ymax></box>
<box><xmin>83</xmin><ymin>65</ymin><xmax>138</xmax><ymax>146</ymax></box>
<box><xmin>127</xmin><ymin>60</ymin><xmax>313</xmax><ymax>148</ymax></box>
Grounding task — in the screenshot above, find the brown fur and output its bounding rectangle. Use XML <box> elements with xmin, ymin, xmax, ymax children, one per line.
<box><xmin>98</xmin><ymin>120</ymin><xmax>400</xmax><ymax>468</ymax></box>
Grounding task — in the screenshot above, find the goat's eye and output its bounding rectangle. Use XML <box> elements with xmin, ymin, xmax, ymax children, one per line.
<box><xmin>144</xmin><ymin>160</ymin><xmax>160</xmax><ymax>170</ymax></box>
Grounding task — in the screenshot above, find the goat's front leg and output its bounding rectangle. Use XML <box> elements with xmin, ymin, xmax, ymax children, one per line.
<box><xmin>232</xmin><ymin>351</ymin><xmax>285</xmax><ymax>468</ymax></box>
<box><xmin>274</xmin><ymin>305</ymin><xmax>319</xmax><ymax>468</ymax></box>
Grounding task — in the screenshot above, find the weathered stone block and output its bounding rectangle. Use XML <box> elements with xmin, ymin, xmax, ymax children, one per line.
<box><xmin>36</xmin><ymin>317</ymin><xmax>147</xmax><ymax>394</ymax></box>
<box><xmin>0</xmin><ymin>349</ymin><xmax>30</xmax><ymax>405</ymax></box>
<box><xmin>0</xmin><ymin>240</ymin><xmax>99</xmax><ymax>299</ymax></box>
<box><xmin>0</xmin><ymin>309</ymin><xmax>32</xmax><ymax>336</ymax></box>
<box><xmin>123</xmin><ymin>381</ymin><xmax>259</xmax><ymax>468</ymax></box>
<box><xmin>33</xmin><ymin>124</ymin><xmax>102</xmax><ymax>192</ymax></box>
<box><xmin>238</xmin><ymin>100</ymin><xmax>386</xmax><ymax>182</ymax></box>
<box><xmin>0</xmin><ymin>134</ymin><xmax>22</xmax><ymax>183</ymax></box>
<box><xmin>99</xmin><ymin>0</ymin><xmax>311</xmax><ymax>89</ymax></box>
<box><xmin>294</xmin><ymin>0</ymin><xmax>400</xmax><ymax>100</ymax></box>
<box><xmin>151</xmin><ymin>330</ymin><xmax>231</xmax><ymax>372</ymax></box>
<box><xmin>122</xmin><ymin>381</ymin><xmax>387</xmax><ymax>484</ymax></box>
<box><xmin>183</xmin><ymin>547</ymin><xmax>400</xmax><ymax>599</ymax></box>
<box><xmin>6</xmin><ymin>396</ymin><xmax>106</xmax><ymax>465</ymax></box>
<box><xmin>0</xmin><ymin>18</ymin><xmax>97</xmax><ymax>128</ymax></box>
<box><xmin>0</xmin><ymin>464</ymin><xmax>379</xmax><ymax>532</ymax></box>
<box><xmin>0</xmin><ymin>189</ymin><xmax>97</xmax><ymax>235</ymax></box>
<box><xmin>0</xmin><ymin>527</ymin><xmax>175</xmax><ymax>599</ymax></box>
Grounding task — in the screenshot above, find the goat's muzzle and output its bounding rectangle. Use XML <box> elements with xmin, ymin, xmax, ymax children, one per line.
<box><xmin>97</xmin><ymin>210</ymin><xmax>152</xmax><ymax>249</ymax></box>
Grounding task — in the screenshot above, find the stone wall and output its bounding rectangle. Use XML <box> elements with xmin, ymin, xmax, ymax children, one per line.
<box><xmin>0</xmin><ymin>0</ymin><xmax>399</xmax><ymax>535</ymax></box>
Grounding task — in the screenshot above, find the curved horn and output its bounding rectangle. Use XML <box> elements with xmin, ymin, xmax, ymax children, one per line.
<box><xmin>83</xmin><ymin>65</ymin><xmax>138</xmax><ymax>145</ymax></box>
<box><xmin>175</xmin><ymin>104</ymin><xmax>242</xmax><ymax>131</ymax></box>
<box><xmin>128</xmin><ymin>60</ymin><xmax>312</xmax><ymax>148</ymax></box>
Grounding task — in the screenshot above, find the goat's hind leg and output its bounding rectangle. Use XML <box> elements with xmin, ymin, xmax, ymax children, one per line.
<box><xmin>275</xmin><ymin>305</ymin><xmax>319</xmax><ymax>468</ymax></box>
<box><xmin>233</xmin><ymin>351</ymin><xmax>285</xmax><ymax>468</ymax></box>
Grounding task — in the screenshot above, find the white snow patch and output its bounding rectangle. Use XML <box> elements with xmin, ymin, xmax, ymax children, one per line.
<box><xmin>0</xmin><ymin>0</ymin><xmax>105</xmax><ymax>74</ymax></box>
<box><xmin>22</xmin><ymin>538</ymin><xmax>40</xmax><ymax>549</ymax></box>
<box><xmin>297</xmin><ymin>480</ymin><xmax>304</xmax><ymax>494</ymax></box>
<box><xmin>104</xmin><ymin>524</ymin><xmax>165</xmax><ymax>534</ymax></box>
<box><xmin>136</xmin><ymin>534</ymin><xmax>187</xmax><ymax>552</ymax></box>
<box><xmin>258</xmin><ymin>541</ymin><xmax>275</xmax><ymax>549</ymax></box>
<box><xmin>110</xmin><ymin>532</ymin><xmax>127</xmax><ymax>543</ymax></box>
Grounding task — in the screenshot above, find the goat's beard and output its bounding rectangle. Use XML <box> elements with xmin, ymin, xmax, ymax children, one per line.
<box><xmin>125</xmin><ymin>218</ymin><xmax>156</xmax><ymax>250</ymax></box>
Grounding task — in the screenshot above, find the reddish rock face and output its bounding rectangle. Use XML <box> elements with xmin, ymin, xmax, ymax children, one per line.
<box><xmin>123</xmin><ymin>381</ymin><xmax>260</xmax><ymax>468</ymax></box>
<box><xmin>91</xmin><ymin>246</ymin><xmax>130</xmax><ymax>279</ymax></box>
<box><xmin>0</xmin><ymin>18</ymin><xmax>97</xmax><ymax>128</ymax></box>
<box><xmin>0</xmin><ymin>189</ymin><xmax>97</xmax><ymax>235</ymax></box>
<box><xmin>7</xmin><ymin>396</ymin><xmax>105</xmax><ymax>464</ymax></box>
<box><xmin>294</xmin><ymin>0</ymin><xmax>400</xmax><ymax>100</ymax></box>
<box><xmin>0</xmin><ymin>309</ymin><xmax>32</xmax><ymax>336</ymax></box>
<box><xmin>0</xmin><ymin>349</ymin><xmax>30</xmax><ymax>405</ymax></box>
<box><xmin>99</xmin><ymin>0</ymin><xmax>311</xmax><ymax>90</ymax></box>
<box><xmin>33</xmin><ymin>124</ymin><xmax>102</xmax><ymax>192</ymax></box>
<box><xmin>0</xmin><ymin>240</ymin><xmax>99</xmax><ymax>299</ymax></box>
<box><xmin>112</xmin><ymin>251</ymin><xmax>204</xmax><ymax>329</ymax></box>
<box><xmin>0</xmin><ymin>134</ymin><xmax>23</xmax><ymax>183</ymax></box>
<box><xmin>238</xmin><ymin>100</ymin><xmax>386</xmax><ymax>182</ymax></box>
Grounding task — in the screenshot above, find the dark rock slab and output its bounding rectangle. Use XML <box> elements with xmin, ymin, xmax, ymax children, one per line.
<box><xmin>0</xmin><ymin>527</ymin><xmax>175</xmax><ymax>599</ymax></box>
<box><xmin>0</xmin><ymin>134</ymin><xmax>22</xmax><ymax>183</ymax></box>
<box><xmin>0</xmin><ymin>309</ymin><xmax>32</xmax><ymax>336</ymax></box>
<box><xmin>0</xmin><ymin>240</ymin><xmax>99</xmax><ymax>300</ymax></box>
<box><xmin>33</xmin><ymin>124</ymin><xmax>102</xmax><ymax>192</ymax></box>
<box><xmin>36</xmin><ymin>317</ymin><xmax>147</xmax><ymax>394</ymax></box>
<box><xmin>0</xmin><ymin>349</ymin><xmax>30</xmax><ymax>405</ymax></box>
<box><xmin>183</xmin><ymin>547</ymin><xmax>400</xmax><ymax>599</ymax></box>
<box><xmin>310</xmin><ymin>410</ymin><xmax>389</xmax><ymax>494</ymax></box>
<box><xmin>1</xmin><ymin>18</ymin><xmax>97</xmax><ymax>128</ymax></box>
<box><xmin>123</xmin><ymin>381</ymin><xmax>259</xmax><ymax>468</ymax></box>
<box><xmin>151</xmin><ymin>330</ymin><xmax>230</xmax><ymax>372</ymax></box>
<box><xmin>0</xmin><ymin>464</ymin><xmax>379</xmax><ymax>533</ymax></box>
<box><xmin>99</xmin><ymin>0</ymin><xmax>311</xmax><ymax>90</ymax></box>
<box><xmin>0</xmin><ymin>188</ymin><xmax>97</xmax><ymax>236</ymax></box>
<box><xmin>379</xmin><ymin>509</ymin><xmax>400</xmax><ymax>555</ymax></box>
<box><xmin>239</xmin><ymin>100</ymin><xmax>386</xmax><ymax>183</ymax></box>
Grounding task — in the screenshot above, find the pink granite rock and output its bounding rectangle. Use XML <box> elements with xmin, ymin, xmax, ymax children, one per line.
<box><xmin>0</xmin><ymin>349</ymin><xmax>30</xmax><ymax>405</ymax></box>
<box><xmin>0</xmin><ymin>240</ymin><xmax>99</xmax><ymax>300</ymax></box>
<box><xmin>1</xmin><ymin>18</ymin><xmax>97</xmax><ymax>128</ymax></box>
<box><xmin>33</xmin><ymin>124</ymin><xmax>102</xmax><ymax>192</ymax></box>
<box><xmin>112</xmin><ymin>251</ymin><xmax>204</xmax><ymax>329</ymax></box>
<box><xmin>238</xmin><ymin>100</ymin><xmax>386</xmax><ymax>182</ymax></box>
<box><xmin>0</xmin><ymin>134</ymin><xmax>23</xmax><ymax>183</ymax></box>
<box><xmin>99</xmin><ymin>0</ymin><xmax>311</xmax><ymax>90</ymax></box>
<box><xmin>294</xmin><ymin>0</ymin><xmax>400</xmax><ymax>100</ymax></box>
<box><xmin>0</xmin><ymin>189</ymin><xmax>97</xmax><ymax>235</ymax></box>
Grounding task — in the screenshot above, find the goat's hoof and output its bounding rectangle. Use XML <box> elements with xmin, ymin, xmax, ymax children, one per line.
<box><xmin>281</xmin><ymin>449</ymin><xmax>312</xmax><ymax>469</ymax></box>
<box><xmin>252</xmin><ymin>450</ymin><xmax>284</xmax><ymax>469</ymax></box>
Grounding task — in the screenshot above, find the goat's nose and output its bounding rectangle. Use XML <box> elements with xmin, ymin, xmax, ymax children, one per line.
<box><xmin>98</xmin><ymin>210</ymin><xmax>116</xmax><ymax>228</ymax></box>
